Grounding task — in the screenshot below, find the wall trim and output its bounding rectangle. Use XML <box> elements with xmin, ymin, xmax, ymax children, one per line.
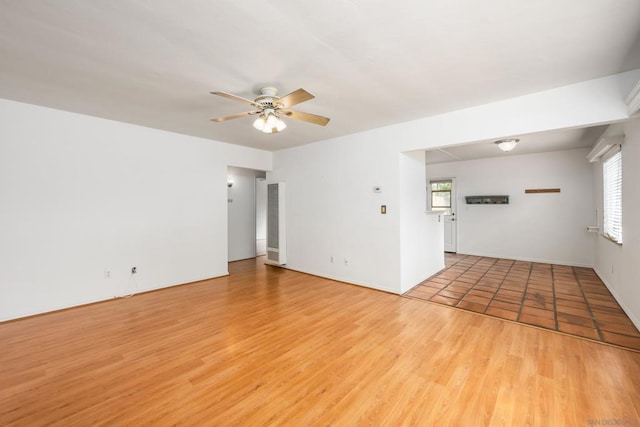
<box><xmin>0</xmin><ymin>272</ymin><xmax>230</xmax><ymax>324</ymax></box>
<box><xmin>593</xmin><ymin>266</ymin><xmax>640</xmax><ymax>333</ymax></box>
<box><xmin>457</xmin><ymin>251</ymin><xmax>593</xmax><ymax>268</ymax></box>
<box><xmin>400</xmin><ymin>264</ymin><xmax>446</xmax><ymax>294</ymax></box>
<box><xmin>277</xmin><ymin>265</ymin><xmax>400</xmax><ymax>295</ymax></box>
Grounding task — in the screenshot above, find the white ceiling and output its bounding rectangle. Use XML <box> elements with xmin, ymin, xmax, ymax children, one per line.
<box><xmin>0</xmin><ymin>1</ymin><xmax>639</xmax><ymax>151</ymax></box>
<box><xmin>425</xmin><ymin>125</ymin><xmax>608</xmax><ymax>164</ymax></box>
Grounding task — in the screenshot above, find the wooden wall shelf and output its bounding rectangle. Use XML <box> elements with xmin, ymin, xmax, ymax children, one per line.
<box><xmin>525</xmin><ymin>188</ymin><xmax>561</xmax><ymax>194</ymax></box>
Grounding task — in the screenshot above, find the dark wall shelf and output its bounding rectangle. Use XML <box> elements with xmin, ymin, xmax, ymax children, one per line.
<box><xmin>465</xmin><ymin>195</ymin><xmax>509</xmax><ymax>205</ymax></box>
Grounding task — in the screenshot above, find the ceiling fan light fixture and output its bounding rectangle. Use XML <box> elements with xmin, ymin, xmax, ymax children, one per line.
<box><xmin>265</xmin><ymin>113</ymin><xmax>278</xmax><ymax>128</ymax></box>
<box><xmin>495</xmin><ymin>138</ymin><xmax>519</xmax><ymax>152</ymax></box>
<box><xmin>253</xmin><ymin>115</ymin><xmax>266</xmax><ymax>131</ymax></box>
<box><xmin>258</xmin><ymin>112</ymin><xmax>287</xmax><ymax>134</ymax></box>
<box><xmin>210</xmin><ymin>87</ymin><xmax>330</xmax><ymax>133</ymax></box>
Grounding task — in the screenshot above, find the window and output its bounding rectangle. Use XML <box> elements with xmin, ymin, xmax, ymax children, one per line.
<box><xmin>603</xmin><ymin>146</ymin><xmax>622</xmax><ymax>244</ymax></box>
<box><xmin>430</xmin><ymin>180</ymin><xmax>451</xmax><ymax>210</ymax></box>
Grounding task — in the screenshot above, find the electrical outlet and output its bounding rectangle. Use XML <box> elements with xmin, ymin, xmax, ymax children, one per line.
<box><xmin>104</xmin><ymin>270</ymin><xmax>111</xmax><ymax>279</ymax></box>
<box><xmin>131</xmin><ymin>266</ymin><xmax>137</xmax><ymax>274</ymax></box>
<box><xmin>344</xmin><ymin>258</ymin><xmax>349</xmax><ymax>265</ymax></box>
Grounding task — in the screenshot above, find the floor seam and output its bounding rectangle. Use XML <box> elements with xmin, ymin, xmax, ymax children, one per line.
<box><xmin>405</xmin><ymin>254</ymin><xmax>640</xmax><ymax>351</ymax></box>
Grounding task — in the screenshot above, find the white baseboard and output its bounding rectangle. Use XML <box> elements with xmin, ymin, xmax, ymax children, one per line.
<box><xmin>458</xmin><ymin>251</ymin><xmax>593</xmax><ymax>268</ymax></box>
<box><xmin>274</xmin><ymin>264</ymin><xmax>400</xmax><ymax>295</ymax></box>
<box><xmin>593</xmin><ymin>267</ymin><xmax>640</xmax><ymax>333</ymax></box>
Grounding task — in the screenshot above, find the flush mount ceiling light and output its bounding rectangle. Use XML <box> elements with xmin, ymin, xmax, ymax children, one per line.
<box><xmin>495</xmin><ymin>138</ymin><xmax>519</xmax><ymax>152</ymax></box>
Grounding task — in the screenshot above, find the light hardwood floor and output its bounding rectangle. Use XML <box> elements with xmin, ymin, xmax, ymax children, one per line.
<box><xmin>1</xmin><ymin>257</ymin><xmax>640</xmax><ymax>425</ymax></box>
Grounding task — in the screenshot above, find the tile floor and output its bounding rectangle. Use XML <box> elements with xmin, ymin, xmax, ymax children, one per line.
<box><xmin>405</xmin><ymin>253</ymin><xmax>640</xmax><ymax>352</ymax></box>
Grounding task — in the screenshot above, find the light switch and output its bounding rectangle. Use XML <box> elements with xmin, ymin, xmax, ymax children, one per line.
<box><xmin>381</xmin><ymin>205</ymin><xmax>386</xmax><ymax>214</ymax></box>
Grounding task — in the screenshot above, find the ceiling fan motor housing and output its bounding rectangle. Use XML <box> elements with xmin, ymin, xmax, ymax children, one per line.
<box><xmin>255</xmin><ymin>87</ymin><xmax>280</xmax><ymax>108</ymax></box>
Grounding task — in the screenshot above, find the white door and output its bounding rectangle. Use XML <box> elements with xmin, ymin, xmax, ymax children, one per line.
<box><xmin>443</xmin><ymin>212</ymin><xmax>457</xmax><ymax>252</ymax></box>
<box><xmin>430</xmin><ymin>178</ymin><xmax>456</xmax><ymax>253</ymax></box>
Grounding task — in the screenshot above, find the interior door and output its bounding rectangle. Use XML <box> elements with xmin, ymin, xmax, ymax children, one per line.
<box><xmin>443</xmin><ymin>212</ymin><xmax>457</xmax><ymax>252</ymax></box>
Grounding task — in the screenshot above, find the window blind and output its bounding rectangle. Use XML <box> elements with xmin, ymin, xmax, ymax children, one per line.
<box><xmin>603</xmin><ymin>147</ymin><xmax>622</xmax><ymax>244</ymax></box>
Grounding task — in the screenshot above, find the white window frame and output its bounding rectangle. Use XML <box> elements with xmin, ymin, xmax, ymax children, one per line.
<box><xmin>429</xmin><ymin>179</ymin><xmax>452</xmax><ymax>212</ymax></box>
<box><xmin>602</xmin><ymin>145</ymin><xmax>622</xmax><ymax>244</ymax></box>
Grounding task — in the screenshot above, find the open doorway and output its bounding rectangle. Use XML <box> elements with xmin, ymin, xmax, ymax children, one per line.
<box><xmin>428</xmin><ymin>178</ymin><xmax>457</xmax><ymax>253</ymax></box>
<box><xmin>255</xmin><ymin>177</ymin><xmax>267</xmax><ymax>256</ymax></box>
<box><xmin>227</xmin><ymin>166</ymin><xmax>267</xmax><ymax>262</ymax></box>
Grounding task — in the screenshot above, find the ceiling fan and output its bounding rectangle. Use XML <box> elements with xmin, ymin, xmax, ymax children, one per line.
<box><xmin>210</xmin><ymin>87</ymin><xmax>330</xmax><ymax>134</ymax></box>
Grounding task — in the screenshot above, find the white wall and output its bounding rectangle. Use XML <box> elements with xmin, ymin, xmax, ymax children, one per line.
<box><xmin>0</xmin><ymin>98</ymin><xmax>271</xmax><ymax>321</ymax></box>
<box><xmin>269</xmin><ymin>139</ymin><xmax>445</xmax><ymax>294</ymax></box>
<box><xmin>227</xmin><ymin>166</ymin><xmax>261</xmax><ymax>262</ymax></box>
<box><xmin>269</xmin><ymin>71</ymin><xmax>637</xmax><ymax>294</ymax></box>
<box><xmin>426</xmin><ymin>148</ymin><xmax>595</xmax><ymax>266</ymax></box>
<box><xmin>400</xmin><ymin>151</ymin><xmax>444</xmax><ymax>292</ymax></box>
<box><xmin>593</xmin><ymin>117</ymin><xmax>640</xmax><ymax>329</ymax></box>
<box><xmin>397</xmin><ymin>70</ymin><xmax>640</xmax><ymax>152</ymax></box>
<box><xmin>269</xmin><ymin>134</ymin><xmax>404</xmax><ymax>293</ymax></box>
<box><xmin>2</xmin><ymin>71</ymin><xmax>635</xmax><ymax>318</ymax></box>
